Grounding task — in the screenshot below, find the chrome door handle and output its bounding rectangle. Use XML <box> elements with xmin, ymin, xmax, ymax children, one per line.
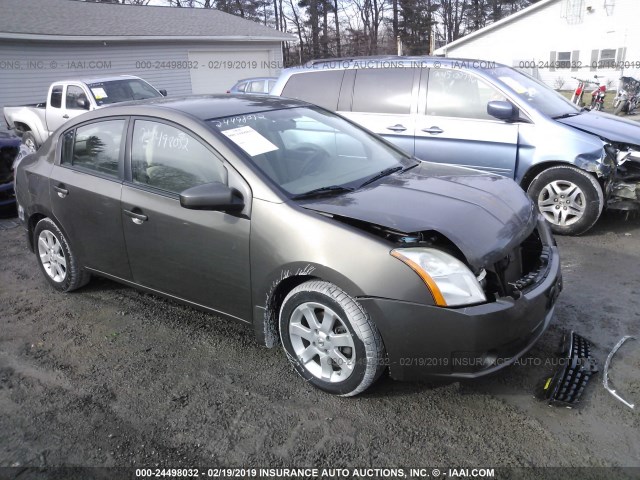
<box><xmin>53</xmin><ymin>185</ymin><xmax>69</xmax><ymax>198</ymax></box>
<box><xmin>62</xmin><ymin>114</ymin><xmax>69</xmax><ymax>119</ymax></box>
<box><xmin>123</xmin><ymin>209</ymin><xmax>148</xmax><ymax>225</ymax></box>
<box><xmin>421</xmin><ymin>126</ymin><xmax>444</xmax><ymax>135</ymax></box>
<box><xmin>386</xmin><ymin>124</ymin><xmax>407</xmax><ymax>132</ymax></box>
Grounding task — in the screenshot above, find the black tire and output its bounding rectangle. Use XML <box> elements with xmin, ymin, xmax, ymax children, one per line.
<box><xmin>527</xmin><ymin>166</ymin><xmax>604</xmax><ymax>236</ymax></box>
<box><xmin>614</xmin><ymin>100</ymin><xmax>628</xmax><ymax>116</ymax></box>
<box><xmin>21</xmin><ymin>131</ymin><xmax>38</xmax><ymax>154</ymax></box>
<box><xmin>279</xmin><ymin>280</ymin><xmax>385</xmax><ymax>396</ymax></box>
<box><xmin>33</xmin><ymin>217</ymin><xmax>90</xmax><ymax>292</ymax></box>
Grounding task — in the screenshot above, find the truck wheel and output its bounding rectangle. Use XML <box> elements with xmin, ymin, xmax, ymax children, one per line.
<box><xmin>527</xmin><ymin>166</ymin><xmax>603</xmax><ymax>236</ymax></box>
<box><xmin>22</xmin><ymin>131</ymin><xmax>38</xmax><ymax>154</ymax></box>
<box><xmin>279</xmin><ymin>280</ymin><xmax>385</xmax><ymax>396</ymax></box>
<box><xmin>34</xmin><ymin>218</ymin><xmax>90</xmax><ymax>292</ymax></box>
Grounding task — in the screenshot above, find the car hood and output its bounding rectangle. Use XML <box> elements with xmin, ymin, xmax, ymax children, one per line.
<box><xmin>299</xmin><ymin>162</ymin><xmax>537</xmax><ymax>268</ymax></box>
<box><xmin>556</xmin><ymin>111</ymin><xmax>640</xmax><ymax>147</ymax></box>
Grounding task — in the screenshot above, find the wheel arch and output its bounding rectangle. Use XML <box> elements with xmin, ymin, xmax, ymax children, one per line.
<box><xmin>27</xmin><ymin>212</ymin><xmax>48</xmax><ymax>252</ymax></box>
<box><xmin>519</xmin><ymin>161</ymin><xmax>600</xmax><ymax>192</ymax></box>
<box><xmin>253</xmin><ymin>263</ymin><xmax>366</xmax><ymax>348</ymax></box>
<box><xmin>27</xmin><ymin>210</ymin><xmax>68</xmax><ymax>253</ymax></box>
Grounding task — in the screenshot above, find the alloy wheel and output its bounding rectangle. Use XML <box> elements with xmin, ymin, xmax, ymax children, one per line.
<box><xmin>288</xmin><ymin>301</ymin><xmax>356</xmax><ymax>382</ymax></box>
<box><xmin>38</xmin><ymin>230</ymin><xmax>67</xmax><ymax>282</ymax></box>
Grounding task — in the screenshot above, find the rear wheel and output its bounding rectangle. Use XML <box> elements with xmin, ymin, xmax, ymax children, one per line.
<box><xmin>527</xmin><ymin>166</ymin><xmax>603</xmax><ymax>236</ymax></box>
<box><xmin>21</xmin><ymin>131</ymin><xmax>38</xmax><ymax>154</ymax></box>
<box><xmin>279</xmin><ymin>280</ymin><xmax>385</xmax><ymax>396</ymax></box>
<box><xmin>34</xmin><ymin>218</ymin><xmax>90</xmax><ymax>292</ymax></box>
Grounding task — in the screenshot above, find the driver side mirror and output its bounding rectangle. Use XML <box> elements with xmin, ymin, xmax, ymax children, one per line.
<box><xmin>179</xmin><ymin>182</ymin><xmax>244</xmax><ymax>213</ymax></box>
<box><xmin>159</xmin><ymin>89</ymin><xmax>168</xmax><ymax>96</ymax></box>
<box><xmin>487</xmin><ymin>100</ymin><xmax>518</xmax><ymax>122</ymax></box>
<box><xmin>76</xmin><ymin>97</ymin><xmax>90</xmax><ymax>110</ymax></box>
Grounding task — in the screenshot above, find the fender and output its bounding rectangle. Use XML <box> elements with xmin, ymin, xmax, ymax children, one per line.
<box><xmin>252</xmin><ymin>261</ymin><xmax>367</xmax><ymax>348</ymax></box>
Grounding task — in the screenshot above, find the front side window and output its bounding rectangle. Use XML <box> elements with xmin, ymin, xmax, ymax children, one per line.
<box><xmin>50</xmin><ymin>85</ymin><xmax>63</xmax><ymax>109</ymax></box>
<box><xmin>208</xmin><ymin>107</ymin><xmax>414</xmax><ymax>196</ymax></box>
<box><xmin>66</xmin><ymin>85</ymin><xmax>89</xmax><ymax>110</ymax></box>
<box><xmin>352</xmin><ymin>68</ymin><xmax>415</xmax><ymax>114</ymax></box>
<box><xmin>131</xmin><ymin>120</ymin><xmax>226</xmax><ymax>194</ymax></box>
<box><xmin>61</xmin><ymin>120</ymin><xmax>124</xmax><ymax>178</ymax></box>
<box><xmin>427</xmin><ymin>69</ymin><xmax>506</xmax><ymax>120</ymax></box>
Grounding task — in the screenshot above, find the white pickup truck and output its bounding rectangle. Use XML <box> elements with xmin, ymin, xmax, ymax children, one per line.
<box><xmin>3</xmin><ymin>75</ymin><xmax>166</xmax><ymax>152</ymax></box>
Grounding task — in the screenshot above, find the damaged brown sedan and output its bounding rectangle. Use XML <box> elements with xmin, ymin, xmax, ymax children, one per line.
<box><xmin>15</xmin><ymin>95</ymin><xmax>562</xmax><ymax>395</ymax></box>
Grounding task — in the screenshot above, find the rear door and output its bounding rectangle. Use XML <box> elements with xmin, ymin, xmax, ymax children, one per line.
<box><xmin>340</xmin><ymin>68</ymin><xmax>418</xmax><ymax>156</ymax></box>
<box><xmin>49</xmin><ymin>118</ymin><xmax>131</xmax><ymax>279</ymax></box>
<box><xmin>414</xmin><ymin>68</ymin><xmax>519</xmax><ymax>177</ymax></box>
<box><xmin>121</xmin><ymin>118</ymin><xmax>252</xmax><ymax>321</ymax></box>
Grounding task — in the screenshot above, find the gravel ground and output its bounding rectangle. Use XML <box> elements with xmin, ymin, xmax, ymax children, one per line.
<box><xmin>1</xmin><ymin>211</ymin><xmax>639</xmax><ymax>477</ymax></box>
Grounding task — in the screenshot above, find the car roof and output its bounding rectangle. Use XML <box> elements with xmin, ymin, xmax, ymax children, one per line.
<box><xmin>100</xmin><ymin>94</ymin><xmax>311</xmax><ymax>121</ymax></box>
<box><xmin>282</xmin><ymin>55</ymin><xmax>508</xmax><ymax>72</ymax></box>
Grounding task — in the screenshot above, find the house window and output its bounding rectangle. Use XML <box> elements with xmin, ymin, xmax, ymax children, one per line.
<box><xmin>599</xmin><ymin>49</ymin><xmax>617</xmax><ymax>68</ymax></box>
<box><xmin>557</xmin><ymin>52</ymin><xmax>571</xmax><ymax>69</ymax></box>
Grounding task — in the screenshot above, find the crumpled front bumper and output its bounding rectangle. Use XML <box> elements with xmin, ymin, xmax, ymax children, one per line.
<box><xmin>358</xmin><ymin>245</ymin><xmax>562</xmax><ymax>381</ymax></box>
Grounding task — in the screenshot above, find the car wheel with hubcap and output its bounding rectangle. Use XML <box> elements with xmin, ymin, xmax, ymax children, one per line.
<box><xmin>527</xmin><ymin>165</ymin><xmax>603</xmax><ymax>236</ymax></box>
<box><xmin>279</xmin><ymin>280</ymin><xmax>385</xmax><ymax>396</ymax></box>
<box><xmin>34</xmin><ymin>218</ymin><xmax>90</xmax><ymax>292</ymax></box>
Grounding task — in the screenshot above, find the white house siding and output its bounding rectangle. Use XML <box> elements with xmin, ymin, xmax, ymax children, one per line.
<box><xmin>436</xmin><ymin>0</ymin><xmax>640</xmax><ymax>91</ymax></box>
<box><xmin>0</xmin><ymin>41</ymin><xmax>284</xmax><ymax>109</ymax></box>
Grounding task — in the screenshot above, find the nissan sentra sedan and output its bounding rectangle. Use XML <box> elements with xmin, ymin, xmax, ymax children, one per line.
<box><xmin>15</xmin><ymin>95</ymin><xmax>562</xmax><ymax>396</ymax></box>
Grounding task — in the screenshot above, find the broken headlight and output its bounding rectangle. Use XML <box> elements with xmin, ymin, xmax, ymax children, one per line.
<box><xmin>391</xmin><ymin>248</ymin><xmax>486</xmax><ymax>307</ymax></box>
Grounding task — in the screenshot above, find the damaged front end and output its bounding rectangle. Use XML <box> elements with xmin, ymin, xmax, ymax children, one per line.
<box><xmin>605</xmin><ymin>144</ymin><xmax>640</xmax><ymax>212</ymax></box>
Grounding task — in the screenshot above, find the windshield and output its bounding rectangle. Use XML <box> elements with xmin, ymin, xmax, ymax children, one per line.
<box><xmin>207</xmin><ymin>107</ymin><xmax>414</xmax><ymax>196</ymax></box>
<box><xmin>486</xmin><ymin>67</ymin><xmax>581</xmax><ymax>118</ymax></box>
<box><xmin>88</xmin><ymin>79</ymin><xmax>162</xmax><ymax>106</ymax></box>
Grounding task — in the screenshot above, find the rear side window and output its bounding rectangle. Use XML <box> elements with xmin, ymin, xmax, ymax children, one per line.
<box><xmin>61</xmin><ymin>120</ymin><xmax>124</xmax><ymax>178</ymax></box>
<box><xmin>50</xmin><ymin>85</ymin><xmax>63</xmax><ymax>109</ymax></box>
<box><xmin>248</xmin><ymin>80</ymin><xmax>266</xmax><ymax>93</ymax></box>
<box><xmin>352</xmin><ymin>68</ymin><xmax>415</xmax><ymax>114</ymax></box>
<box><xmin>282</xmin><ymin>71</ymin><xmax>344</xmax><ymax>110</ymax></box>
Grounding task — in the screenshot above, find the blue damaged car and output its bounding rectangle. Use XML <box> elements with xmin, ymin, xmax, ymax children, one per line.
<box><xmin>272</xmin><ymin>56</ymin><xmax>640</xmax><ymax>235</ymax></box>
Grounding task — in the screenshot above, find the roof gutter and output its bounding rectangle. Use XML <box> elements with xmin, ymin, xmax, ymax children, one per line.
<box><xmin>0</xmin><ymin>33</ymin><xmax>296</xmax><ymax>42</ymax></box>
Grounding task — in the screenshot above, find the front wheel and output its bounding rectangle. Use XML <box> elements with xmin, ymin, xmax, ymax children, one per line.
<box><xmin>34</xmin><ymin>218</ymin><xmax>90</xmax><ymax>292</ymax></box>
<box><xmin>279</xmin><ymin>280</ymin><xmax>386</xmax><ymax>396</ymax></box>
<box><xmin>527</xmin><ymin>166</ymin><xmax>604</xmax><ymax>236</ymax></box>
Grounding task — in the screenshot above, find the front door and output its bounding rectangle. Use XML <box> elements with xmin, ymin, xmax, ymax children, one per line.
<box><xmin>415</xmin><ymin>68</ymin><xmax>519</xmax><ymax>178</ymax></box>
<box><xmin>121</xmin><ymin>118</ymin><xmax>252</xmax><ymax>321</ymax></box>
